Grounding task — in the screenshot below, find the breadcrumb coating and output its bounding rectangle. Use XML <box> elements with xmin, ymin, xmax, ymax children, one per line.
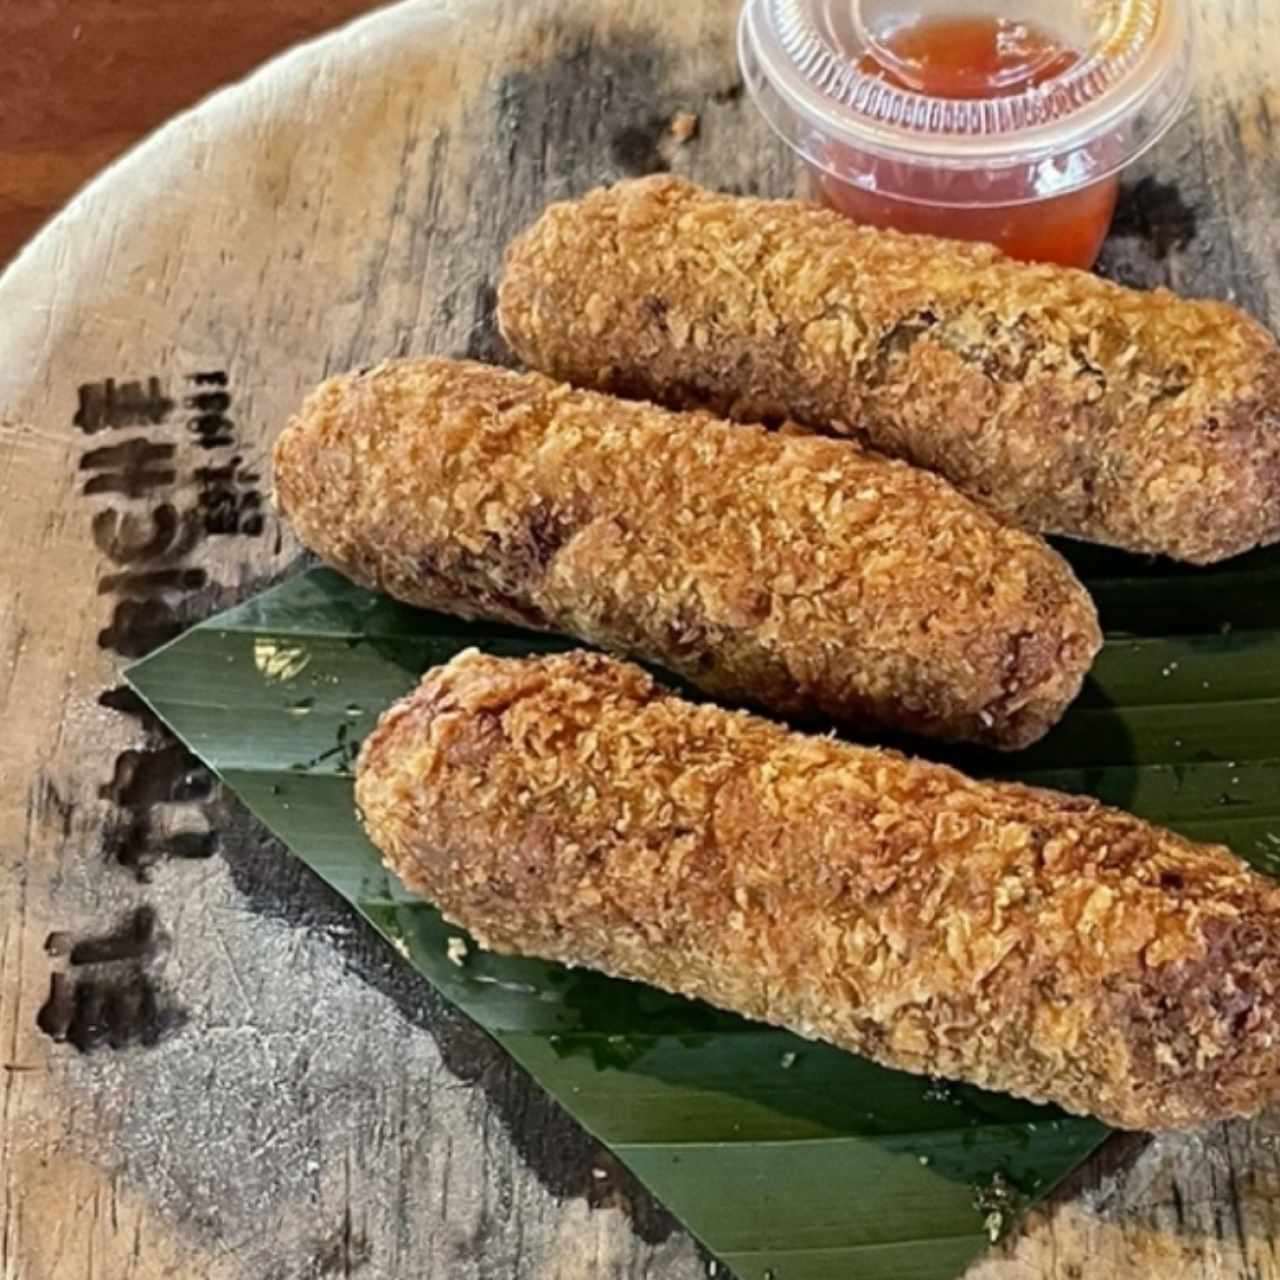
<box><xmin>356</xmin><ymin>650</ymin><xmax>1280</xmax><ymax>1131</ymax></box>
<box><xmin>273</xmin><ymin>357</ymin><xmax>1099</xmax><ymax>749</ymax></box>
<box><xmin>497</xmin><ymin>176</ymin><xmax>1280</xmax><ymax>565</ymax></box>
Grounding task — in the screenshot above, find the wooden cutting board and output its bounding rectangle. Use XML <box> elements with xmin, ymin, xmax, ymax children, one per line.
<box><xmin>2</xmin><ymin>2</ymin><xmax>1278</xmax><ymax>1277</ymax></box>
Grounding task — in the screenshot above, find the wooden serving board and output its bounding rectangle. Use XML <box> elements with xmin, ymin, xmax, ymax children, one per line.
<box><xmin>1</xmin><ymin>1</ymin><xmax>1278</xmax><ymax>1277</ymax></box>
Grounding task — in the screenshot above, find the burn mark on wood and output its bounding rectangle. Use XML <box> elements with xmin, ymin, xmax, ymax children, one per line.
<box><xmin>83</xmin><ymin>372</ymin><xmax>271</xmax><ymax>869</ymax></box>
<box><xmin>98</xmin><ymin>567</ymin><xmax>210</xmax><ymax>596</ymax></box>
<box><xmin>610</xmin><ymin>115</ymin><xmax>672</xmax><ymax>176</ymax></box>
<box><xmin>36</xmin><ymin>967</ymin><xmax>185</xmax><ymax>1053</ymax></box>
<box><xmin>100</xmin><ymin>742</ymin><xmax>219</xmax><ymax>877</ymax></box>
<box><xmin>101</xmin><ymin>743</ymin><xmax>215</xmax><ymax>808</ymax></box>
<box><xmin>35</xmin><ymin>972</ymin><xmax>75</xmax><ymax>1040</ymax></box>
<box><xmin>187</xmin><ymin>414</ymin><xmax>235</xmax><ymax>448</ymax></box>
<box><xmin>37</xmin><ymin>907</ymin><xmax>182</xmax><ymax>1052</ymax></box>
<box><xmin>494</xmin><ymin>27</ymin><xmax>674</xmax><ymax>185</ymax></box>
<box><xmin>462</xmin><ymin>282</ymin><xmax>512</xmax><ymax>366</ymax></box>
<box><xmin>99</xmin><ymin>685</ymin><xmax>163</xmax><ymax>729</ymax></box>
<box><xmin>46</xmin><ymin>905</ymin><xmax>159</xmax><ymax>966</ymax></box>
<box><xmin>166</xmin><ymin>831</ymin><xmax>219</xmax><ymax>860</ymax></box>
<box><xmin>75</xmin><ymin>377</ymin><xmax>175</xmax><ymax>433</ymax></box>
<box><xmin>1097</xmin><ymin>178</ymin><xmax>1202</xmax><ymax>289</ymax></box>
<box><xmin>187</xmin><ymin>389</ymin><xmax>232</xmax><ymax>416</ymax></box>
<box><xmin>80</xmin><ymin>438</ymin><xmax>177</xmax><ymax>498</ymax></box>
<box><xmin>92</xmin><ymin>504</ymin><xmax>200</xmax><ymax>564</ymax></box>
<box><xmin>83</xmin><ymin>373</ymin><xmax>266</xmax><ymax>663</ymax></box>
<box><xmin>185</xmin><ymin>371</ymin><xmax>237</xmax><ymax>449</ymax></box>
<box><xmin>1108</xmin><ymin>177</ymin><xmax>1199</xmax><ymax>260</ymax></box>
<box><xmin>194</xmin><ymin>456</ymin><xmax>265</xmax><ymax>536</ymax></box>
<box><xmin>493</xmin><ymin>31</ymin><xmax>745</xmax><ymax>190</ymax></box>
<box><xmin>98</xmin><ymin>598</ymin><xmax>185</xmax><ymax>658</ymax></box>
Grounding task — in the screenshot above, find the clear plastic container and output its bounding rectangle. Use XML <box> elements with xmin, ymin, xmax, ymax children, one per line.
<box><xmin>738</xmin><ymin>0</ymin><xmax>1194</xmax><ymax>267</ymax></box>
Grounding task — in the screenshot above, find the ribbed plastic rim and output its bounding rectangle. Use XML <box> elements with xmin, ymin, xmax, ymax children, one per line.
<box><xmin>742</xmin><ymin>0</ymin><xmax>1191</xmax><ymax>169</ymax></box>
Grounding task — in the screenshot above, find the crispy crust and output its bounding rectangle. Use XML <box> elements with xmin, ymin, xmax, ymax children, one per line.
<box><xmin>273</xmin><ymin>357</ymin><xmax>1099</xmax><ymax>749</ymax></box>
<box><xmin>356</xmin><ymin>649</ymin><xmax>1280</xmax><ymax>1131</ymax></box>
<box><xmin>497</xmin><ymin>176</ymin><xmax>1280</xmax><ymax>565</ymax></box>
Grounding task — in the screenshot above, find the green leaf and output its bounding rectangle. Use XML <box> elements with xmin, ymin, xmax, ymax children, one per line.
<box><xmin>128</xmin><ymin>549</ymin><xmax>1280</xmax><ymax>1279</ymax></box>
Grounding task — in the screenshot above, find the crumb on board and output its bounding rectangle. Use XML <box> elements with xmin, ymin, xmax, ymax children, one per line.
<box><xmin>446</xmin><ymin>935</ymin><xmax>469</xmax><ymax>967</ymax></box>
<box><xmin>670</xmin><ymin>110</ymin><xmax>698</xmax><ymax>144</ymax></box>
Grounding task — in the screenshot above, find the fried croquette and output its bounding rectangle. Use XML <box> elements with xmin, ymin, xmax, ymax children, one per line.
<box><xmin>273</xmin><ymin>357</ymin><xmax>1100</xmax><ymax>749</ymax></box>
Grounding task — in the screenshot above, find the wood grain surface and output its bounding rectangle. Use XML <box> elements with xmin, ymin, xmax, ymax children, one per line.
<box><xmin>0</xmin><ymin>0</ymin><xmax>388</xmax><ymax>269</ymax></box>
<box><xmin>1</xmin><ymin>1</ymin><xmax>1278</xmax><ymax>1278</ymax></box>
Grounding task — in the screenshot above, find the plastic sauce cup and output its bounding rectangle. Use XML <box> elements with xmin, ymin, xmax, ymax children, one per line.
<box><xmin>739</xmin><ymin>0</ymin><xmax>1194</xmax><ymax>268</ymax></box>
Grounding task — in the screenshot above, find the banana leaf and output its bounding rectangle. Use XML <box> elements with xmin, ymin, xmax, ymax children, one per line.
<box><xmin>127</xmin><ymin>542</ymin><xmax>1280</xmax><ymax>1280</ymax></box>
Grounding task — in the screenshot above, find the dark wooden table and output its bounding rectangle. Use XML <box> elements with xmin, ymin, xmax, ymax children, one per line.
<box><xmin>0</xmin><ymin>1</ymin><xmax>387</xmax><ymax>269</ymax></box>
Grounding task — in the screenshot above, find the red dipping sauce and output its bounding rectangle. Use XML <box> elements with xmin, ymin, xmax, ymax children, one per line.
<box><xmin>739</xmin><ymin>1</ymin><xmax>1194</xmax><ymax>269</ymax></box>
<box><xmin>822</xmin><ymin>16</ymin><xmax>1119</xmax><ymax>267</ymax></box>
